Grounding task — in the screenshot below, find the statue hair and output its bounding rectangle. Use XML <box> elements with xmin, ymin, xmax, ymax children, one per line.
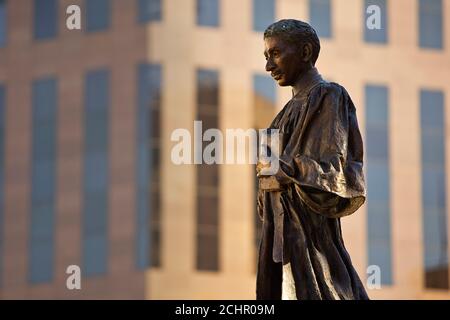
<box><xmin>263</xmin><ymin>19</ymin><xmax>321</xmax><ymax>66</ymax></box>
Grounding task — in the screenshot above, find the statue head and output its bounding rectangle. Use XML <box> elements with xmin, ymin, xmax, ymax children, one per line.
<box><xmin>263</xmin><ymin>19</ymin><xmax>321</xmax><ymax>87</ymax></box>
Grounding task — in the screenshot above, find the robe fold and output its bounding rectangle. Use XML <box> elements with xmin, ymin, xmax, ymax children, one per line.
<box><xmin>256</xmin><ymin>67</ymin><xmax>369</xmax><ymax>300</ymax></box>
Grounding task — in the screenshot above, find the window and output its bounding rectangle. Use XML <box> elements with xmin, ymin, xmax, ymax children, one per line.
<box><xmin>83</xmin><ymin>69</ymin><xmax>109</xmax><ymax>277</ymax></box>
<box><xmin>197</xmin><ymin>0</ymin><xmax>219</xmax><ymax>27</ymax></box>
<box><xmin>253</xmin><ymin>74</ymin><xmax>276</xmax><ymax>129</ymax></box>
<box><xmin>86</xmin><ymin>0</ymin><xmax>110</xmax><ymax>32</ymax></box>
<box><xmin>137</xmin><ymin>0</ymin><xmax>161</xmax><ymax>23</ymax></box>
<box><xmin>419</xmin><ymin>0</ymin><xmax>442</xmax><ymax>49</ymax></box>
<box><xmin>365</xmin><ymin>84</ymin><xmax>392</xmax><ymax>285</ymax></box>
<box><xmin>309</xmin><ymin>0</ymin><xmax>332</xmax><ymax>38</ymax></box>
<box><xmin>0</xmin><ymin>0</ymin><xmax>6</xmax><ymax>47</ymax></box>
<box><xmin>196</xmin><ymin>69</ymin><xmax>219</xmax><ymax>271</ymax></box>
<box><xmin>136</xmin><ymin>63</ymin><xmax>162</xmax><ymax>269</ymax></box>
<box><xmin>253</xmin><ymin>0</ymin><xmax>275</xmax><ymax>32</ymax></box>
<box><xmin>253</xmin><ymin>74</ymin><xmax>276</xmax><ymax>271</ymax></box>
<box><xmin>0</xmin><ymin>85</ymin><xmax>4</xmax><ymax>287</ymax></box>
<box><xmin>364</xmin><ymin>0</ymin><xmax>387</xmax><ymax>43</ymax></box>
<box><xmin>420</xmin><ymin>89</ymin><xmax>448</xmax><ymax>289</ymax></box>
<box><xmin>34</xmin><ymin>0</ymin><xmax>58</xmax><ymax>40</ymax></box>
<box><xmin>29</xmin><ymin>78</ymin><xmax>57</xmax><ymax>283</ymax></box>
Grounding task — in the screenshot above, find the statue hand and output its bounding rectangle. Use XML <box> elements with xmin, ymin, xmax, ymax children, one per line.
<box><xmin>256</xmin><ymin>159</ymin><xmax>271</xmax><ymax>177</ymax></box>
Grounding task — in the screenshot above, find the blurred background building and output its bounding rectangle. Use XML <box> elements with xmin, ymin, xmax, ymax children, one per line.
<box><xmin>0</xmin><ymin>0</ymin><xmax>449</xmax><ymax>299</ymax></box>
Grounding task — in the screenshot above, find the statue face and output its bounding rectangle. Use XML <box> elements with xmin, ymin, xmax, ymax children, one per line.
<box><xmin>264</xmin><ymin>36</ymin><xmax>305</xmax><ymax>87</ymax></box>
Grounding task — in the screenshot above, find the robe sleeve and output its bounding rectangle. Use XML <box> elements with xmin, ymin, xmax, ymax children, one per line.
<box><xmin>274</xmin><ymin>83</ymin><xmax>366</xmax><ymax>218</ymax></box>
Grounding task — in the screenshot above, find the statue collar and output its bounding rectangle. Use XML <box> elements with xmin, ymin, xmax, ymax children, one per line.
<box><xmin>292</xmin><ymin>67</ymin><xmax>323</xmax><ymax>99</ymax></box>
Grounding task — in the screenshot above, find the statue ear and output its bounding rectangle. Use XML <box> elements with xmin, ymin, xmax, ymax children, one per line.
<box><xmin>302</xmin><ymin>43</ymin><xmax>313</xmax><ymax>63</ymax></box>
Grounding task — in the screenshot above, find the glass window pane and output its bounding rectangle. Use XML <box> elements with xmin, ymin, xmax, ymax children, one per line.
<box><xmin>29</xmin><ymin>77</ymin><xmax>57</xmax><ymax>284</ymax></box>
<box><xmin>198</xmin><ymin>162</ymin><xmax>219</xmax><ymax>187</ymax></box>
<box><xmin>420</xmin><ymin>90</ymin><xmax>444</xmax><ymax>128</ymax></box>
<box><xmin>86</xmin><ymin>0</ymin><xmax>110</xmax><ymax>32</ymax></box>
<box><xmin>136</xmin><ymin>63</ymin><xmax>162</xmax><ymax>269</ymax></box>
<box><xmin>252</xmin><ymin>75</ymin><xmax>275</xmax><ymax>272</ymax></box>
<box><xmin>0</xmin><ymin>85</ymin><xmax>4</xmax><ymax>287</ymax></box>
<box><xmin>29</xmin><ymin>240</ymin><xmax>54</xmax><ymax>283</ymax></box>
<box><xmin>86</xmin><ymin>70</ymin><xmax>109</xmax><ymax>111</ymax></box>
<box><xmin>309</xmin><ymin>0</ymin><xmax>332</xmax><ymax>39</ymax></box>
<box><xmin>366</xmin><ymin>127</ymin><xmax>388</xmax><ymax>159</ymax></box>
<box><xmin>196</xmin><ymin>68</ymin><xmax>220</xmax><ymax>271</ymax></box>
<box><xmin>253</xmin><ymin>0</ymin><xmax>275</xmax><ymax>32</ymax></box>
<box><xmin>30</xmin><ymin>204</ymin><xmax>54</xmax><ymax>239</ymax></box>
<box><xmin>253</xmin><ymin>74</ymin><xmax>276</xmax><ymax>132</ymax></box>
<box><xmin>253</xmin><ymin>74</ymin><xmax>276</xmax><ymax>105</ymax></box>
<box><xmin>366</xmin><ymin>162</ymin><xmax>390</xmax><ymax>203</ymax></box>
<box><xmin>32</xmin><ymin>161</ymin><xmax>56</xmax><ymax>202</ymax></box>
<box><xmin>198</xmin><ymin>193</ymin><xmax>219</xmax><ymax>226</ymax></box>
<box><xmin>0</xmin><ymin>0</ymin><xmax>6</xmax><ymax>47</ymax></box>
<box><xmin>83</xmin><ymin>69</ymin><xmax>109</xmax><ymax>277</ymax></box>
<box><xmin>138</xmin><ymin>0</ymin><xmax>161</xmax><ymax>23</ymax></box>
<box><xmin>84</xmin><ymin>152</ymin><xmax>108</xmax><ymax>192</ymax></box>
<box><xmin>420</xmin><ymin>88</ymin><xmax>448</xmax><ymax>289</ymax></box>
<box><xmin>84</xmin><ymin>193</ymin><xmax>108</xmax><ymax>233</ymax></box>
<box><xmin>367</xmin><ymin>241</ymin><xmax>392</xmax><ymax>284</ymax></box>
<box><xmin>422</xmin><ymin>168</ymin><xmax>446</xmax><ymax>207</ymax></box>
<box><xmin>150</xmin><ymin>227</ymin><xmax>160</xmax><ymax>267</ymax></box>
<box><xmin>197</xmin><ymin>69</ymin><xmax>219</xmax><ymax>106</ymax></box>
<box><xmin>197</xmin><ymin>0</ymin><xmax>219</xmax><ymax>27</ymax></box>
<box><xmin>419</xmin><ymin>0</ymin><xmax>442</xmax><ymax>49</ymax></box>
<box><xmin>34</xmin><ymin>0</ymin><xmax>58</xmax><ymax>40</ymax></box>
<box><xmin>421</xmin><ymin>131</ymin><xmax>444</xmax><ymax>165</ymax></box>
<box><xmin>366</xmin><ymin>86</ymin><xmax>388</xmax><ymax>125</ymax></box>
<box><xmin>365</xmin><ymin>84</ymin><xmax>392</xmax><ymax>285</ymax></box>
<box><xmin>83</xmin><ymin>233</ymin><xmax>107</xmax><ymax>276</ymax></box>
<box><xmin>196</xmin><ymin>230</ymin><xmax>219</xmax><ymax>271</ymax></box>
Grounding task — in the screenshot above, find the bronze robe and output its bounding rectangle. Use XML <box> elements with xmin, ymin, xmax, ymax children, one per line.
<box><xmin>256</xmin><ymin>68</ymin><xmax>369</xmax><ymax>300</ymax></box>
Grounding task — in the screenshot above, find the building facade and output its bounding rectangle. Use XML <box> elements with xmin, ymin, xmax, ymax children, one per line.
<box><xmin>0</xmin><ymin>0</ymin><xmax>449</xmax><ymax>299</ymax></box>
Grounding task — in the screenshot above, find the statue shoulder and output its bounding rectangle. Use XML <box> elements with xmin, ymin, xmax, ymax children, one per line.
<box><xmin>307</xmin><ymin>81</ymin><xmax>354</xmax><ymax>106</ymax></box>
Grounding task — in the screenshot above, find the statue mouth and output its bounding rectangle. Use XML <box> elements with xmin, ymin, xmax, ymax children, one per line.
<box><xmin>272</xmin><ymin>73</ymin><xmax>282</xmax><ymax>80</ymax></box>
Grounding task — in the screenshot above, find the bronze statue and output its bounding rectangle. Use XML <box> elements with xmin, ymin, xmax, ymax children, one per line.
<box><xmin>256</xmin><ymin>19</ymin><xmax>369</xmax><ymax>300</ymax></box>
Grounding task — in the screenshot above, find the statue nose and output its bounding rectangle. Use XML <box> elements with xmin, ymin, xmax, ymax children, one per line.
<box><xmin>266</xmin><ymin>60</ymin><xmax>275</xmax><ymax>72</ymax></box>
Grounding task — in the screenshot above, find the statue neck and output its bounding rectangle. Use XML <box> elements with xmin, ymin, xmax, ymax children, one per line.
<box><xmin>292</xmin><ymin>66</ymin><xmax>320</xmax><ymax>97</ymax></box>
